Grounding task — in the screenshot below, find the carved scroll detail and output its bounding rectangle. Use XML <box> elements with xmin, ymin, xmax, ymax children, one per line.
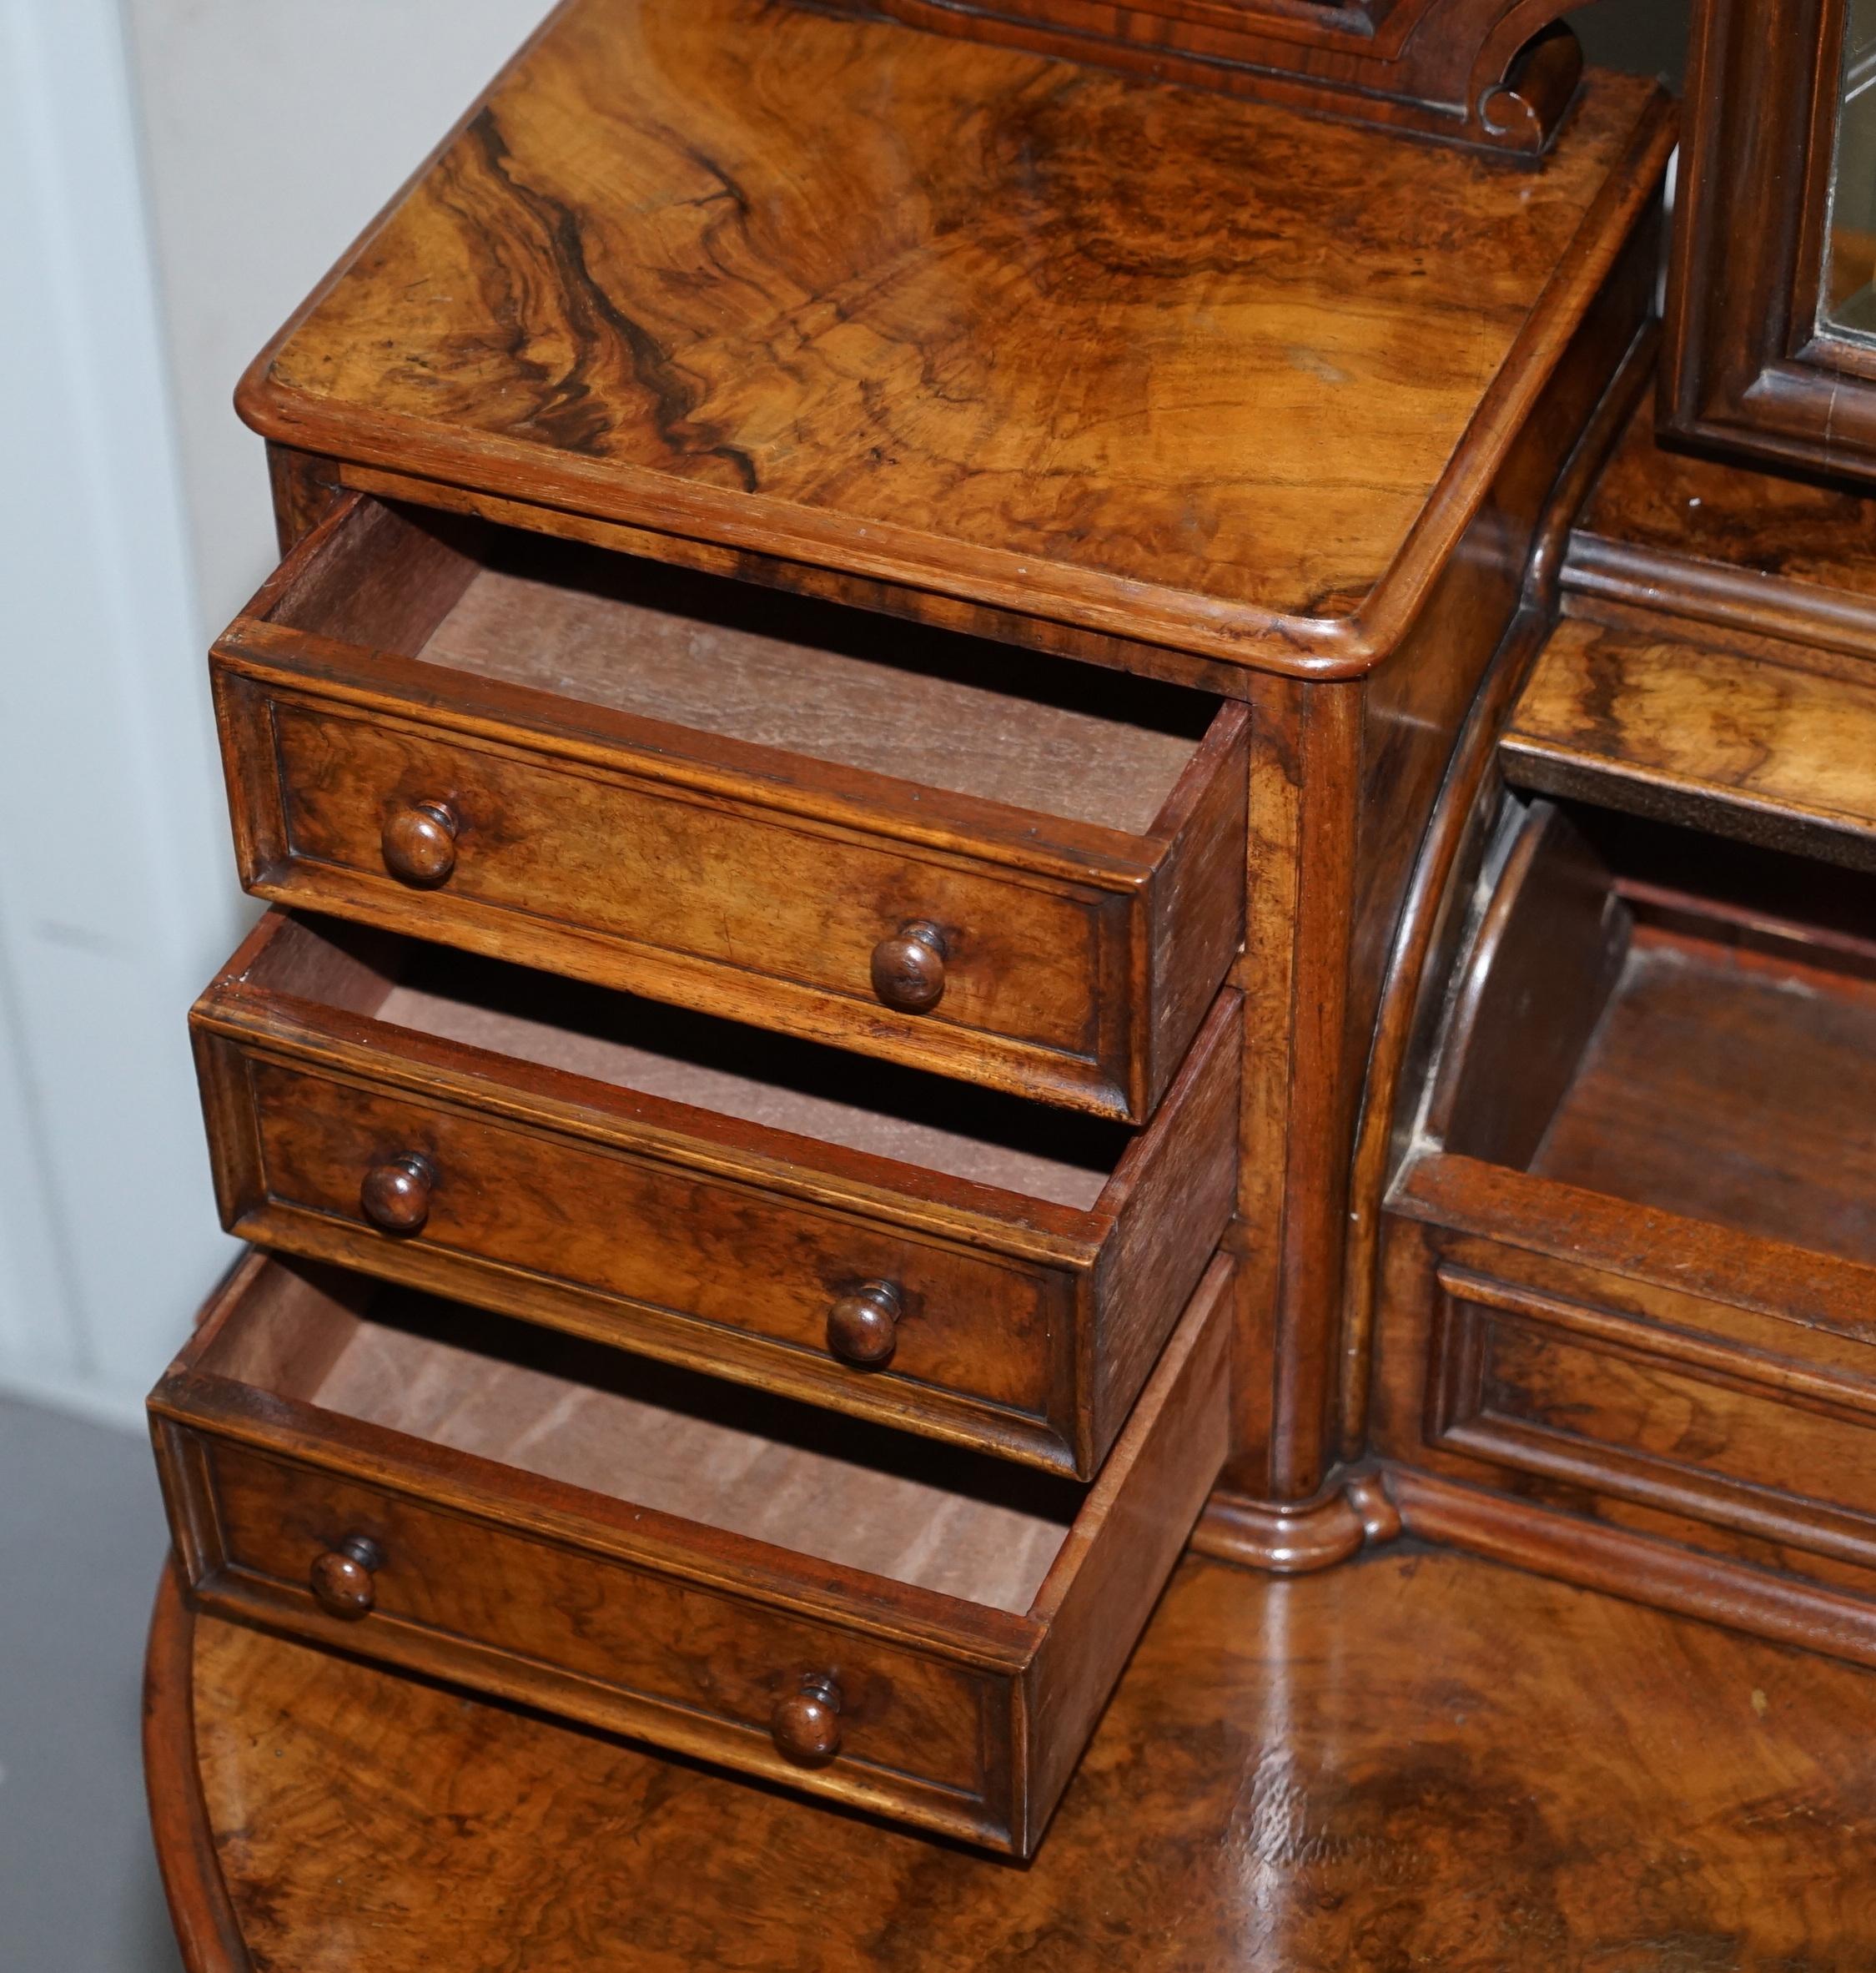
<box><xmin>841</xmin><ymin>0</ymin><xmax>1600</xmax><ymax>156</ymax></box>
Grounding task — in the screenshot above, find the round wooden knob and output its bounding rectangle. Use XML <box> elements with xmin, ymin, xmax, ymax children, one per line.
<box><xmin>827</xmin><ymin>1281</ymin><xmax>902</xmax><ymax>1367</ymax></box>
<box><xmin>381</xmin><ymin>799</ymin><xmax>459</xmax><ymax>886</ymax></box>
<box><xmin>360</xmin><ymin>1152</ymin><xmax>435</xmax><ymax>1233</ymax></box>
<box><xmin>870</xmin><ymin>921</ymin><xmax>948</xmax><ymax>1013</ymax></box>
<box><xmin>309</xmin><ymin>1534</ymin><xmax>383</xmax><ymax>1619</ymax></box>
<box><xmin>771</xmin><ymin>1673</ymin><xmax>842</xmax><ymax>1764</ymax></box>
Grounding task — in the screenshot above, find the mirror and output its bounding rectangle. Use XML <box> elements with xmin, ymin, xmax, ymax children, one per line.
<box><xmin>1822</xmin><ymin>0</ymin><xmax>1876</xmax><ymax>338</ymax></box>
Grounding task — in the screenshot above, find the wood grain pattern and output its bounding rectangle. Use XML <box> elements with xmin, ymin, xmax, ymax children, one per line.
<box><xmin>1504</xmin><ymin>613</ymin><xmax>1876</xmax><ymax>869</ymax></box>
<box><xmin>213</xmin><ymin>495</ymin><xmax>1249</xmax><ymax>1124</ymax></box>
<box><xmin>237</xmin><ymin>0</ymin><xmax>1669</xmax><ymax>672</ymax></box>
<box><xmin>153</xmin><ymin>1544</ymin><xmax>1876</xmax><ymax>1971</ymax></box>
<box><xmin>192</xmin><ymin>912</ymin><xmax>1239</xmax><ymax>1477</ymax></box>
<box><xmin>150</xmin><ymin>1250</ymin><xmax>1234</xmax><ymax>1856</ymax></box>
<box><xmin>1433</xmin><ymin>1261</ymin><xmax>1876</xmax><ymax>1545</ymax></box>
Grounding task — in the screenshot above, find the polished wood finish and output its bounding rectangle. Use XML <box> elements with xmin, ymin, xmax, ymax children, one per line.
<box><xmin>1371</xmin><ymin>781</ymin><xmax>1876</xmax><ymax>1653</ymax></box>
<box><xmin>1568</xmin><ymin>391</ymin><xmax>1876</xmax><ymax>655</ymax></box>
<box><xmin>834</xmin><ymin>0</ymin><xmax>1592</xmax><ymax>156</ymax></box>
<box><xmin>357</xmin><ymin>1154</ymin><xmax>434</xmax><ymax>1235</ymax></box>
<box><xmin>1222</xmin><ymin>136</ymin><xmax>1665</xmax><ymax>1507</ymax></box>
<box><xmin>1663</xmin><ymin>0</ymin><xmax>1876</xmax><ymax>482</ymax></box>
<box><xmin>221</xmin><ymin>0</ymin><xmax>1674</xmax><ymax>1520</ymax></box>
<box><xmin>307</xmin><ymin>1535</ymin><xmax>381</xmax><ymax>1618</ymax></box>
<box><xmin>191</xmin><ymin>911</ymin><xmax>1240</xmax><ymax>1477</ymax></box>
<box><xmin>148</xmin><ymin>1544</ymin><xmax>1876</xmax><ymax>1972</ymax></box>
<box><xmin>770</xmin><ymin>1673</ymin><xmax>843</xmax><ymax>1765</ymax></box>
<box><xmin>150</xmin><ymin>1250</ymin><xmax>1234</xmax><ymax>1857</ymax></box>
<box><xmin>1331</xmin><ymin>330</ymin><xmax>1661</xmax><ymax>1463</ymax></box>
<box><xmin>1504</xmin><ymin>613</ymin><xmax>1876</xmax><ymax>869</ymax></box>
<box><xmin>379</xmin><ymin>800</ymin><xmax>458</xmax><ymax>888</ymax></box>
<box><xmin>238</xmin><ymin>0</ymin><xmax>1667</xmax><ymax>677</ymax></box>
<box><xmin>213</xmin><ymin>494</ymin><xmax>1248</xmax><ymax>1124</ymax></box>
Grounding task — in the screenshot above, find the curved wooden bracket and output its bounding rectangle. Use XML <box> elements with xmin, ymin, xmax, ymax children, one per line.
<box><xmin>840</xmin><ymin>0</ymin><xmax>1597</xmax><ymax>155</ymax></box>
<box><xmin>1191</xmin><ymin>1471</ymin><xmax>1403</xmax><ymax>1575</ymax></box>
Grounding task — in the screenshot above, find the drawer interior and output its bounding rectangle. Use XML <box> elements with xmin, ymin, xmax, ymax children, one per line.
<box><xmin>1431</xmin><ymin>801</ymin><xmax>1876</xmax><ymax>1266</ymax></box>
<box><xmin>247</xmin><ymin>914</ymin><xmax>1132</xmax><ymax>1210</ymax></box>
<box><xmin>200</xmin><ymin>1260</ymin><xmax>1084</xmax><ymax>1614</ymax></box>
<box><xmin>266</xmin><ymin>500</ymin><xmax>1220</xmax><ymax>834</ymax></box>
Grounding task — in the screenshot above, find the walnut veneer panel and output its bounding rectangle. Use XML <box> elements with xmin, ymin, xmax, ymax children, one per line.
<box><xmin>215</xmin><ymin>496</ymin><xmax>1248</xmax><ymax>1123</ymax></box>
<box><xmin>1504</xmin><ymin>615</ymin><xmax>1876</xmax><ymax>868</ymax></box>
<box><xmin>239</xmin><ymin>0</ymin><xmax>1665</xmax><ymax>666</ymax></box>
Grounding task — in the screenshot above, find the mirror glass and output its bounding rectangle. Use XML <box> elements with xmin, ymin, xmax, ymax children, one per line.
<box><xmin>1822</xmin><ymin>0</ymin><xmax>1876</xmax><ymax>338</ymax></box>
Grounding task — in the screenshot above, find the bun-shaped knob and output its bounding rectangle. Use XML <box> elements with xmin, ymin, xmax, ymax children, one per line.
<box><xmin>360</xmin><ymin>1152</ymin><xmax>435</xmax><ymax>1234</ymax></box>
<box><xmin>381</xmin><ymin>798</ymin><xmax>460</xmax><ymax>887</ymax></box>
<box><xmin>309</xmin><ymin>1534</ymin><xmax>383</xmax><ymax>1619</ymax></box>
<box><xmin>826</xmin><ymin>1281</ymin><xmax>902</xmax><ymax>1367</ymax></box>
<box><xmin>771</xmin><ymin>1673</ymin><xmax>843</xmax><ymax>1764</ymax></box>
<box><xmin>870</xmin><ymin>921</ymin><xmax>948</xmax><ymax>1013</ymax></box>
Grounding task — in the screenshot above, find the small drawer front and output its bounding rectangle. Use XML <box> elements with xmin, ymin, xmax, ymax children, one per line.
<box><xmin>197</xmin><ymin>1436</ymin><xmax>998</xmax><ymax>1806</ymax></box>
<box><xmin>193</xmin><ymin>914</ymin><xmax>1242</xmax><ymax>1478</ymax></box>
<box><xmin>269</xmin><ymin>695</ymin><xmax>1109</xmax><ymax>1065</ymax></box>
<box><xmin>1425</xmin><ymin>1236</ymin><xmax>1876</xmax><ymax>1558</ymax></box>
<box><xmin>211</xmin><ymin>551</ymin><xmax>1248</xmax><ymax>1125</ymax></box>
<box><xmin>245</xmin><ymin>1054</ymin><xmax>1060</xmax><ymax>1422</ymax></box>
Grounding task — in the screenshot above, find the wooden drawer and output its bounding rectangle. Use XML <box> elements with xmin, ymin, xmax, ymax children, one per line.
<box><xmin>1421</xmin><ymin>1239</ymin><xmax>1876</xmax><ymax>1553</ymax></box>
<box><xmin>149</xmin><ymin>1249</ymin><xmax>1233</xmax><ymax>1858</ymax></box>
<box><xmin>212</xmin><ymin>496</ymin><xmax>1247</xmax><ymax>1124</ymax></box>
<box><xmin>1380</xmin><ymin>795</ymin><xmax>1876</xmax><ymax>1558</ymax></box>
<box><xmin>192</xmin><ymin>912</ymin><xmax>1240</xmax><ymax>1479</ymax></box>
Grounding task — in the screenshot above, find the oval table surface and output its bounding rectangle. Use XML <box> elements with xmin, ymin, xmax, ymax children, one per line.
<box><xmin>146</xmin><ymin>1545</ymin><xmax>1876</xmax><ymax>1972</ymax></box>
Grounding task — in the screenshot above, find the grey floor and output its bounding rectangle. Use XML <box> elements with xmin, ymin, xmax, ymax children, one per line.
<box><xmin>0</xmin><ymin>1397</ymin><xmax>184</xmax><ymax>1973</ymax></box>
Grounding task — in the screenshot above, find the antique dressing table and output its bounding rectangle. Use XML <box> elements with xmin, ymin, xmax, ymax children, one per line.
<box><xmin>142</xmin><ymin>0</ymin><xmax>1876</xmax><ymax>1963</ymax></box>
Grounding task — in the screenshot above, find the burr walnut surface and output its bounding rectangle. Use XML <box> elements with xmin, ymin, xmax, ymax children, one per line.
<box><xmin>238</xmin><ymin>0</ymin><xmax>1668</xmax><ymax>668</ymax></box>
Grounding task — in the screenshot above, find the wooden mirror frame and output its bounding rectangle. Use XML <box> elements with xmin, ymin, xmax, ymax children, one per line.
<box><xmin>1663</xmin><ymin>0</ymin><xmax>1876</xmax><ymax>481</ymax></box>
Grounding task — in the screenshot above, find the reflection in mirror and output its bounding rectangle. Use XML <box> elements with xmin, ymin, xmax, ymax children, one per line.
<box><xmin>1823</xmin><ymin>0</ymin><xmax>1876</xmax><ymax>338</ymax></box>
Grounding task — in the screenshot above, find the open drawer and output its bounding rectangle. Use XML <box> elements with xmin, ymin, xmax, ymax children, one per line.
<box><xmin>212</xmin><ymin>496</ymin><xmax>1247</xmax><ymax>1124</ymax></box>
<box><xmin>149</xmin><ymin>1248</ymin><xmax>1232</xmax><ymax>1857</ymax></box>
<box><xmin>1382</xmin><ymin>797</ymin><xmax>1876</xmax><ymax>1550</ymax></box>
<box><xmin>192</xmin><ymin>912</ymin><xmax>1240</xmax><ymax>1479</ymax></box>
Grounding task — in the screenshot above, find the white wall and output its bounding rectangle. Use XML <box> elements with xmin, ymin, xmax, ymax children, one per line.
<box><xmin>0</xmin><ymin>0</ymin><xmax>546</xmax><ymax>1432</ymax></box>
<box><xmin>123</xmin><ymin>0</ymin><xmax>554</xmax><ymax>634</ymax></box>
<box><xmin>0</xmin><ymin>0</ymin><xmax>244</xmax><ymax>1428</ymax></box>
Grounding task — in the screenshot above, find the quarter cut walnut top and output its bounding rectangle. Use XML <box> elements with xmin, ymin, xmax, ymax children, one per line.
<box><xmin>240</xmin><ymin>0</ymin><xmax>1669</xmax><ymax>672</ymax></box>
